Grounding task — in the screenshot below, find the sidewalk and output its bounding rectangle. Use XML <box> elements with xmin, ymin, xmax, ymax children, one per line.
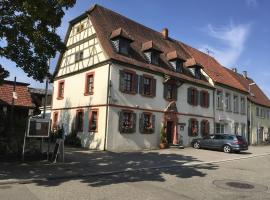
<box><xmin>1</xmin><ymin>146</ymin><xmax>270</xmax><ymax>186</ymax></box>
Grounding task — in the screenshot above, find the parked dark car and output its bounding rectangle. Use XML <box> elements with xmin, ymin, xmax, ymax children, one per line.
<box><xmin>191</xmin><ymin>134</ymin><xmax>248</xmax><ymax>153</ymax></box>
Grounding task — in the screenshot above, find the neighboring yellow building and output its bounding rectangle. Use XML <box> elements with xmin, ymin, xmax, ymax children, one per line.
<box><xmin>226</xmin><ymin>69</ymin><xmax>270</xmax><ymax>144</ymax></box>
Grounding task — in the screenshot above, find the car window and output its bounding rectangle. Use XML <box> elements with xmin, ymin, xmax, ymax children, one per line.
<box><xmin>214</xmin><ymin>135</ymin><xmax>225</xmax><ymax>140</ymax></box>
<box><xmin>224</xmin><ymin>135</ymin><xmax>235</xmax><ymax>140</ymax></box>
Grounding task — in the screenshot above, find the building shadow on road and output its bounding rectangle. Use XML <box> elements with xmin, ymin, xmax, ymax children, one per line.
<box><xmin>0</xmin><ymin>148</ymin><xmax>219</xmax><ymax>187</ymax></box>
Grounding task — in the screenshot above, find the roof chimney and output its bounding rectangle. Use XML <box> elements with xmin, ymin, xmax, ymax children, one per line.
<box><xmin>161</xmin><ymin>28</ymin><xmax>168</xmax><ymax>39</ymax></box>
<box><xmin>242</xmin><ymin>71</ymin><xmax>248</xmax><ymax>79</ymax></box>
<box><xmin>232</xmin><ymin>67</ymin><xmax>237</xmax><ymax>73</ymax></box>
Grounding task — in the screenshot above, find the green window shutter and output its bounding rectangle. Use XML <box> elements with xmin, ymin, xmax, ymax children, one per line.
<box><xmin>195</xmin><ymin>120</ymin><xmax>199</xmax><ymax>136</ymax></box>
<box><xmin>163</xmin><ymin>84</ymin><xmax>168</xmax><ymax>99</ymax></box>
<box><xmin>205</xmin><ymin>121</ymin><xmax>210</xmax><ymax>135</ymax></box>
<box><xmin>151</xmin><ymin>78</ymin><xmax>156</xmax><ymax>97</ymax></box>
<box><xmin>206</xmin><ymin>92</ymin><xmax>209</xmax><ymax>108</ymax></box>
<box><xmin>187</xmin><ymin>87</ymin><xmax>192</xmax><ymax>105</ymax></box>
<box><xmin>200</xmin><ymin>120</ymin><xmax>205</xmax><ymax>136</ymax></box>
<box><xmin>200</xmin><ymin>91</ymin><xmax>204</xmax><ymax>107</ymax></box>
<box><xmin>139</xmin><ymin>75</ymin><xmax>143</xmax><ymax>95</ymax></box>
<box><xmin>119</xmin><ymin>70</ymin><xmax>125</xmax><ymax>92</ymax></box>
<box><xmin>132</xmin><ymin>74</ymin><xmax>138</xmax><ymax>93</ymax></box>
<box><xmin>118</xmin><ymin>111</ymin><xmax>124</xmax><ymax>133</ymax></box>
<box><xmin>195</xmin><ymin>89</ymin><xmax>199</xmax><ymax>106</ymax></box>
<box><xmin>139</xmin><ymin>113</ymin><xmax>144</xmax><ymax>133</ymax></box>
<box><xmin>172</xmin><ymin>86</ymin><xmax>177</xmax><ymax>101</ymax></box>
<box><xmin>131</xmin><ymin>113</ymin><xmax>137</xmax><ymax>133</ymax></box>
<box><xmin>151</xmin><ymin>114</ymin><xmax>156</xmax><ymax>132</ymax></box>
<box><xmin>188</xmin><ymin>119</ymin><xmax>192</xmax><ymax>136</ymax></box>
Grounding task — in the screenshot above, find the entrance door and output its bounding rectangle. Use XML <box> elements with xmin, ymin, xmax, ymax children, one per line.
<box><xmin>166</xmin><ymin>121</ymin><xmax>173</xmax><ymax>144</ymax></box>
<box><xmin>258</xmin><ymin>127</ymin><xmax>264</xmax><ymax>144</ymax></box>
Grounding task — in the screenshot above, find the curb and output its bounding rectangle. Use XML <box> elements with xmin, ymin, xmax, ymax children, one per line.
<box><xmin>1</xmin><ymin>152</ymin><xmax>270</xmax><ymax>186</ymax></box>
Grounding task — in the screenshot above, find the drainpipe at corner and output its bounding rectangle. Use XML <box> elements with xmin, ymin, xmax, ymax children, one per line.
<box><xmin>104</xmin><ymin>63</ymin><xmax>112</xmax><ymax>151</ymax></box>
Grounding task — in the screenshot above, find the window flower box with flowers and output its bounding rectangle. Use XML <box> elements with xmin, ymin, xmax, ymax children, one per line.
<box><xmin>119</xmin><ymin>111</ymin><xmax>136</xmax><ymax>133</ymax></box>
<box><xmin>188</xmin><ymin>118</ymin><xmax>199</xmax><ymax>137</ymax></box>
<box><xmin>139</xmin><ymin>113</ymin><xmax>155</xmax><ymax>134</ymax></box>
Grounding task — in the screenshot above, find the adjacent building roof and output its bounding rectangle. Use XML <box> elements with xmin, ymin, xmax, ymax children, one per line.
<box><xmin>181</xmin><ymin>44</ymin><xmax>248</xmax><ymax>93</ymax></box>
<box><xmin>0</xmin><ymin>80</ymin><xmax>34</xmax><ymax>108</ymax></box>
<box><xmin>225</xmin><ymin>68</ymin><xmax>270</xmax><ymax>108</ymax></box>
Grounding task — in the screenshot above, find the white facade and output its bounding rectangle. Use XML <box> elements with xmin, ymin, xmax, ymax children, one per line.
<box><xmin>214</xmin><ymin>85</ymin><xmax>248</xmax><ymax>138</ymax></box>
<box><xmin>51</xmin><ymin>14</ymin><xmax>250</xmax><ymax>152</ymax></box>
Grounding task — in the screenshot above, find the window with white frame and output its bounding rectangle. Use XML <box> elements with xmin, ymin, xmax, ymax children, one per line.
<box><xmin>225</xmin><ymin>93</ymin><xmax>231</xmax><ymax>111</ymax></box>
<box><xmin>241</xmin><ymin>123</ymin><xmax>246</xmax><ymax>135</ymax></box>
<box><xmin>256</xmin><ymin>106</ymin><xmax>260</xmax><ymax>117</ymax></box>
<box><xmin>234</xmin><ymin>122</ymin><xmax>239</xmax><ymax>135</ymax></box>
<box><xmin>240</xmin><ymin>97</ymin><xmax>246</xmax><ymax>114</ymax></box>
<box><xmin>216</xmin><ymin>123</ymin><xmax>225</xmax><ymax>134</ymax></box>
<box><xmin>233</xmin><ymin>95</ymin><xmax>239</xmax><ymax>113</ymax></box>
<box><xmin>216</xmin><ymin>90</ymin><xmax>223</xmax><ymax>110</ymax></box>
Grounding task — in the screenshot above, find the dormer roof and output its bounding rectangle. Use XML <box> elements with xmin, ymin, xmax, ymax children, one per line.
<box><xmin>166</xmin><ymin>50</ymin><xmax>186</xmax><ymax>61</ymax></box>
<box><xmin>110</xmin><ymin>27</ymin><xmax>134</xmax><ymax>42</ymax></box>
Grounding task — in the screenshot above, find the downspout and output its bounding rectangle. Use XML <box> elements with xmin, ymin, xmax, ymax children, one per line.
<box><xmin>249</xmin><ymin>101</ymin><xmax>252</xmax><ymax>145</ymax></box>
<box><xmin>104</xmin><ymin>63</ymin><xmax>112</xmax><ymax>151</ymax></box>
<box><xmin>213</xmin><ymin>88</ymin><xmax>216</xmax><ymax>134</ymax></box>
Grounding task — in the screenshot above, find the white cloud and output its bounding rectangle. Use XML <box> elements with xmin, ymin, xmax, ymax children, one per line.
<box><xmin>199</xmin><ymin>22</ymin><xmax>251</xmax><ymax>67</ymax></box>
<box><xmin>246</xmin><ymin>0</ymin><xmax>258</xmax><ymax>8</ymax></box>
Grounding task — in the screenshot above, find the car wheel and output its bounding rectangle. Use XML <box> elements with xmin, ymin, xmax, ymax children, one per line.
<box><xmin>223</xmin><ymin>145</ymin><xmax>231</xmax><ymax>153</ymax></box>
<box><xmin>193</xmin><ymin>142</ymin><xmax>200</xmax><ymax>149</ymax></box>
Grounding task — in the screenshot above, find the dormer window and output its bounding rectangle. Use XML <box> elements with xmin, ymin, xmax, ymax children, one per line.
<box><xmin>142</xmin><ymin>41</ymin><xmax>162</xmax><ymax>65</ymax></box>
<box><xmin>195</xmin><ymin>67</ymin><xmax>201</xmax><ymax>79</ymax></box>
<box><xmin>144</xmin><ymin>50</ymin><xmax>160</xmax><ymax>65</ymax></box>
<box><xmin>167</xmin><ymin>51</ymin><xmax>186</xmax><ymax>73</ymax></box>
<box><xmin>111</xmin><ymin>38</ymin><xmax>130</xmax><ymax>55</ymax></box>
<box><xmin>170</xmin><ymin>59</ymin><xmax>184</xmax><ymax>73</ymax></box>
<box><xmin>187</xmin><ymin>64</ymin><xmax>203</xmax><ymax>80</ymax></box>
<box><xmin>110</xmin><ymin>28</ymin><xmax>133</xmax><ymax>56</ymax></box>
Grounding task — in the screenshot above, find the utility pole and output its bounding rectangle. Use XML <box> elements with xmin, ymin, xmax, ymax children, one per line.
<box><xmin>10</xmin><ymin>76</ymin><xmax>16</xmax><ymax>136</ymax></box>
<box><xmin>43</xmin><ymin>75</ymin><xmax>49</xmax><ymax>119</ymax></box>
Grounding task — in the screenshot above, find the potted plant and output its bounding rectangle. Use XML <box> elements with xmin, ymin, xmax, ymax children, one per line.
<box><xmin>159</xmin><ymin>125</ymin><xmax>168</xmax><ymax>149</ymax></box>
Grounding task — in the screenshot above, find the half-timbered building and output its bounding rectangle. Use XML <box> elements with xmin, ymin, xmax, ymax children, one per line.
<box><xmin>52</xmin><ymin>4</ymin><xmax>216</xmax><ymax>151</ymax></box>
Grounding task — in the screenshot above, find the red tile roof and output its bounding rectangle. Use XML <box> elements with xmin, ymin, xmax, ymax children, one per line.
<box><xmin>225</xmin><ymin>69</ymin><xmax>270</xmax><ymax>108</ymax></box>
<box><xmin>54</xmin><ymin>4</ymin><xmax>252</xmax><ymax>92</ymax></box>
<box><xmin>181</xmin><ymin>44</ymin><xmax>248</xmax><ymax>93</ymax></box>
<box><xmin>85</xmin><ymin>5</ymin><xmax>214</xmax><ymax>88</ymax></box>
<box><xmin>0</xmin><ymin>80</ymin><xmax>34</xmax><ymax>108</ymax></box>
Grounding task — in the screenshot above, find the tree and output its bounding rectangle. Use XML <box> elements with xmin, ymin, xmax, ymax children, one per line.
<box><xmin>0</xmin><ymin>0</ymin><xmax>76</xmax><ymax>82</ymax></box>
<box><xmin>0</xmin><ymin>65</ymin><xmax>9</xmax><ymax>84</ymax></box>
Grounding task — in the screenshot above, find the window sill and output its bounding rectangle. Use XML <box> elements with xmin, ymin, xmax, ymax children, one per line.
<box><xmin>165</xmin><ymin>98</ymin><xmax>177</xmax><ymax>102</ymax></box>
<box><xmin>89</xmin><ymin>129</ymin><xmax>98</xmax><ymax>133</ymax></box>
<box><xmin>141</xmin><ymin>94</ymin><xmax>154</xmax><ymax>98</ymax></box>
<box><xmin>201</xmin><ymin>105</ymin><xmax>209</xmax><ymax>108</ymax></box>
<box><xmin>121</xmin><ymin>91</ymin><xmax>137</xmax><ymax>95</ymax></box>
<box><xmin>84</xmin><ymin>92</ymin><xmax>94</xmax><ymax>96</ymax></box>
<box><xmin>57</xmin><ymin>97</ymin><xmax>64</xmax><ymax>100</ymax></box>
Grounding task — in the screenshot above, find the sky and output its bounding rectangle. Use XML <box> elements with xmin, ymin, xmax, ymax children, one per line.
<box><xmin>2</xmin><ymin>0</ymin><xmax>270</xmax><ymax>97</ymax></box>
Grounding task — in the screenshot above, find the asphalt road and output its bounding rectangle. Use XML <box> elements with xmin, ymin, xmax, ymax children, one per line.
<box><xmin>1</xmin><ymin>154</ymin><xmax>270</xmax><ymax>200</ymax></box>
